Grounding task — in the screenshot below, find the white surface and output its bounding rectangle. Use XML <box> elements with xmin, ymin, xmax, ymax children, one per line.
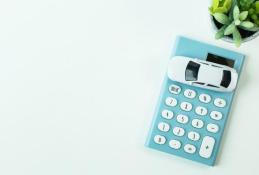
<box><xmin>0</xmin><ymin>0</ymin><xmax>259</xmax><ymax>175</ymax></box>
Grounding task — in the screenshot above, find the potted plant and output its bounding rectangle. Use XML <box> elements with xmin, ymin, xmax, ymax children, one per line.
<box><xmin>209</xmin><ymin>0</ymin><xmax>259</xmax><ymax>47</ymax></box>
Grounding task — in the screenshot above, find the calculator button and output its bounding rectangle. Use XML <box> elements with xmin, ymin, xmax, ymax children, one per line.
<box><xmin>210</xmin><ymin>111</ymin><xmax>223</xmax><ymax>120</ymax></box>
<box><xmin>169</xmin><ymin>84</ymin><xmax>181</xmax><ymax>94</ymax></box>
<box><xmin>176</xmin><ymin>114</ymin><xmax>189</xmax><ymax>124</ymax></box>
<box><xmin>195</xmin><ymin>106</ymin><xmax>208</xmax><ymax>116</ymax></box>
<box><xmin>180</xmin><ymin>102</ymin><xmax>192</xmax><ymax>111</ymax></box>
<box><xmin>165</xmin><ymin>97</ymin><xmax>177</xmax><ymax>107</ymax></box>
<box><xmin>188</xmin><ymin>131</ymin><xmax>200</xmax><ymax>141</ymax></box>
<box><xmin>199</xmin><ymin>136</ymin><xmax>215</xmax><ymax>158</ymax></box>
<box><xmin>199</xmin><ymin>94</ymin><xmax>211</xmax><ymax>103</ymax></box>
<box><xmin>162</xmin><ymin>109</ymin><xmax>174</xmax><ymax>120</ymax></box>
<box><xmin>184</xmin><ymin>144</ymin><xmax>196</xmax><ymax>154</ymax></box>
<box><xmin>169</xmin><ymin>140</ymin><xmax>181</xmax><ymax>149</ymax></box>
<box><xmin>158</xmin><ymin>122</ymin><xmax>170</xmax><ymax>132</ymax></box>
<box><xmin>192</xmin><ymin>119</ymin><xmax>204</xmax><ymax>129</ymax></box>
<box><xmin>173</xmin><ymin>127</ymin><xmax>185</xmax><ymax>137</ymax></box>
<box><xmin>214</xmin><ymin>98</ymin><xmax>226</xmax><ymax>108</ymax></box>
<box><xmin>154</xmin><ymin>135</ymin><xmax>166</xmax><ymax>145</ymax></box>
<box><xmin>184</xmin><ymin>89</ymin><xmax>196</xmax><ymax>99</ymax></box>
<box><xmin>207</xmin><ymin>123</ymin><xmax>219</xmax><ymax>133</ymax></box>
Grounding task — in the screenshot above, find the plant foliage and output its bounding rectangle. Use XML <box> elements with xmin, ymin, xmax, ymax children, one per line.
<box><xmin>213</xmin><ymin>5</ymin><xmax>257</xmax><ymax>47</ymax></box>
<box><xmin>210</xmin><ymin>0</ymin><xmax>259</xmax><ymax>47</ymax></box>
<box><xmin>209</xmin><ymin>0</ymin><xmax>233</xmax><ymax>14</ymax></box>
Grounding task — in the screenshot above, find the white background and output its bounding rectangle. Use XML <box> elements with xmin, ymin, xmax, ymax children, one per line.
<box><xmin>0</xmin><ymin>0</ymin><xmax>259</xmax><ymax>174</ymax></box>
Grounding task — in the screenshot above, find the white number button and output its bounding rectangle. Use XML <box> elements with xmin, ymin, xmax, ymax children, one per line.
<box><xmin>210</xmin><ymin>111</ymin><xmax>223</xmax><ymax>120</ymax></box>
<box><xmin>176</xmin><ymin>114</ymin><xmax>189</xmax><ymax>124</ymax></box>
<box><xmin>154</xmin><ymin>135</ymin><xmax>166</xmax><ymax>145</ymax></box>
<box><xmin>173</xmin><ymin>127</ymin><xmax>185</xmax><ymax>136</ymax></box>
<box><xmin>180</xmin><ymin>102</ymin><xmax>192</xmax><ymax>111</ymax></box>
<box><xmin>169</xmin><ymin>140</ymin><xmax>181</xmax><ymax>149</ymax></box>
<box><xmin>184</xmin><ymin>144</ymin><xmax>196</xmax><ymax>154</ymax></box>
<box><xmin>188</xmin><ymin>131</ymin><xmax>200</xmax><ymax>141</ymax></box>
<box><xmin>195</xmin><ymin>106</ymin><xmax>208</xmax><ymax>116</ymax></box>
<box><xmin>192</xmin><ymin>119</ymin><xmax>204</xmax><ymax>129</ymax></box>
<box><xmin>214</xmin><ymin>98</ymin><xmax>226</xmax><ymax>108</ymax></box>
<box><xmin>162</xmin><ymin>109</ymin><xmax>174</xmax><ymax>119</ymax></box>
<box><xmin>184</xmin><ymin>89</ymin><xmax>196</xmax><ymax>99</ymax></box>
<box><xmin>169</xmin><ymin>84</ymin><xmax>181</xmax><ymax>94</ymax></box>
<box><xmin>199</xmin><ymin>136</ymin><xmax>215</xmax><ymax>158</ymax></box>
<box><xmin>158</xmin><ymin>122</ymin><xmax>170</xmax><ymax>132</ymax></box>
<box><xmin>207</xmin><ymin>123</ymin><xmax>219</xmax><ymax>133</ymax></box>
<box><xmin>165</xmin><ymin>97</ymin><xmax>177</xmax><ymax>107</ymax></box>
<box><xmin>199</xmin><ymin>94</ymin><xmax>211</xmax><ymax>103</ymax></box>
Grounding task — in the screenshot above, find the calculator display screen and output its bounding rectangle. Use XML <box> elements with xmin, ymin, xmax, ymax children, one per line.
<box><xmin>206</xmin><ymin>53</ymin><xmax>235</xmax><ymax>68</ymax></box>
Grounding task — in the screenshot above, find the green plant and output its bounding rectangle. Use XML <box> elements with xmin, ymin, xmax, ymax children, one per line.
<box><xmin>209</xmin><ymin>0</ymin><xmax>233</xmax><ymax>14</ymax></box>
<box><xmin>239</xmin><ymin>0</ymin><xmax>255</xmax><ymax>10</ymax></box>
<box><xmin>248</xmin><ymin>1</ymin><xmax>259</xmax><ymax>25</ymax></box>
<box><xmin>213</xmin><ymin>5</ymin><xmax>257</xmax><ymax>47</ymax></box>
<box><xmin>238</xmin><ymin>0</ymin><xmax>259</xmax><ymax>25</ymax></box>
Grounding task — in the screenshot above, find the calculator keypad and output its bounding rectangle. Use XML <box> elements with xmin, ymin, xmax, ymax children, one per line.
<box><xmin>214</xmin><ymin>98</ymin><xmax>226</xmax><ymax>108</ymax></box>
<box><xmin>165</xmin><ymin>97</ymin><xmax>178</xmax><ymax>107</ymax></box>
<box><xmin>184</xmin><ymin>144</ymin><xmax>196</xmax><ymax>154</ymax></box>
<box><xmin>176</xmin><ymin>114</ymin><xmax>189</xmax><ymax>124</ymax></box>
<box><xmin>180</xmin><ymin>102</ymin><xmax>192</xmax><ymax>111</ymax></box>
<box><xmin>161</xmin><ymin>109</ymin><xmax>174</xmax><ymax>119</ymax></box>
<box><xmin>184</xmin><ymin>89</ymin><xmax>196</xmax><ymax>99</ymax></box>
<box><xmin>192</xmin><ymin>119</ymin><xmax>204</xmax><ymax>128</ymax></box>
<box><xmin>173</xmin><ymin>127</ymin><xmax>185</xmax><ymax>137</ymax></box>
<box><xmin>195</xmin><ymin>106</ymin><xmax>208</xmax><ymax>116</ymax></box>
<box><xmin>169</xmin><ymin>84</ymin><xmax>181</xmax><ymax>94</ymax></box>
<box><xmin>169</xmin><ymin>140</ymin><xmax>181</xmax><ymax>149</ymax></box>
<box><xmin>158</xmin><ymin>122</ymin><xmax>170</xmax><ymax>132</ymax></box>
<box><xmin>154</xmin><ymin>135</ymin><xmax>166</xmax><ymax>144</ymax></box>
<box><xmin>188</xmin><ymin>131</ymin><xmax>200</xmax><ymax>141</ymax></box>
<box><xmin>153</xmin><ymin>84</ymin><xmax>228</xmax><ymax>160</ymax></box>
<box><xmin>199</xmin><ymin>136</ymin><xmax>215</xmax><ymax>158</ymax></box>
<box><xmin>199</xmin><ymin>94</ymin><xmax>211</xmax><ymax>103</ymax></box>
<box><xmin>210</xmin><ymin>111</ymin><xmax>223</xmax><ymax>120</ymax></box>
<box><xmin>207</xmin><ymin>123</ymin><xmax>219</xmax><ymax>133</ymax></box>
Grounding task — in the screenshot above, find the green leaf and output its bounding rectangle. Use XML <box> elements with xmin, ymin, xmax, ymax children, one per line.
<box><xmin>233</xmin><ymin>29</ymin><xmax>242</xmax><ymax>47</ymax></box>
<box><xmin>256</xmin><ymin>1</ymin><xmax>259</xmax><ymax>12</ymax></box>
<box><xmin>213</xmin><ymin>0</ymin><xmax>220</xmax><ymax>9</ymax></box>
<box><xmin>241</xmin><ymin>25</ymin><xmax>259</xmax><ymax>31</ymax></box>
<box><xmin>251</xmin><ymin>14</ymin><xmax>258</xmax><ymax>20</ymax></box>
<box><xmin>249</xmin><ymin>8</ymin><xmax>255</xmax><ymax>15</ymax></box>
<box><xmin>214</xmin><ymin>7</ymin><xmax>228</xmax><ymax>13</ymax></box>
<box><xmin>209</xmin><ymin>0</ymin><xmax>220</xmax><ymax>14</ymax></box>
<box><xmin>233</xmin><ymin>6</ymin><xmax>240</xmax><ymax>20</ymax></box>
<box><xmin>213</xmin><ymin>13</ymin><xmax>230</xmax><ymax>24</ymax></box>
<box><xmin>224</xmin><ymin>23</ymin><xmax>236</xmax><ymax>35</ymax></box>
<box><xmin>215</xmin><ymin>25</ymin><xmax>228</xmax><ymax>39</ymax></box>
<box><xmin>235</xmin><ymin>19</ymin><xmax>241</xmax><ymax>25</ymax></box>
<box><xmin>209</xmin><ymin>0</ymin><xmax>232</xmax><ymax>14</ymax></box>
<box><xmin>223</xmin><ymin>0</ymin><xmax>232</xmax><ymax>11</ymax></box>
<box><xmin>240</xmin><ymin>21</ymin><xmax>255</xmax><ymax>28</ymax></box>
<box><xmin>239</xmin><ymin>11</ymin><xmax>248</xmax><ymax>20</ymax></box>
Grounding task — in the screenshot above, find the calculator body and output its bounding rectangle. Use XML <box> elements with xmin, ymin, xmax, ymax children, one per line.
<box><xmin>145</xmin><ymin>36</ymin><xmax>245</xmax><ymax>166</ymax></box>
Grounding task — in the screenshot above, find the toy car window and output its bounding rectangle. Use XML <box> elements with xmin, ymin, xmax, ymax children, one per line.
<box><xmin>221</xmin><ymin>70</ymin><xmax>231</xmax><ymax>88</ymax></box>
<box><xmin>199</xmin><ymin>61</ymin><xmax>209</xmax><ymax>65</ymax></box>
<box><xmin>193</xmin><ymin>82</ymin><xmax>205</xmax><ymax>85</ymax></box>
<box><xmin>185</xmin><ymin>61</ymin><xmax>200</xmax><ymax>81</ymax></box>
<box><xmin>211</xmin><ymin>64</ymin><xmax>222</xmax><ymax>68</ymax></box>
<box><xmin>207</xmin><ymin>84</ymin><xmax>219</xmax><ymax>88</ymax></box>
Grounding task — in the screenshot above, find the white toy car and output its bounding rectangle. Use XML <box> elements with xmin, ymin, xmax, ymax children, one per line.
<box><xmin>167</xmin><ymin>56</ymin><xmax>238</xmax><ymax>92</ymax></box>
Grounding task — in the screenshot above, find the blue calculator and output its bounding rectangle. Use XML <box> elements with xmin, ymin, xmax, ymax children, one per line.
<box><xmin>145</xmin><ymin>36</ymin><xmax>245</xmax><ymax>166</ymax></box>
